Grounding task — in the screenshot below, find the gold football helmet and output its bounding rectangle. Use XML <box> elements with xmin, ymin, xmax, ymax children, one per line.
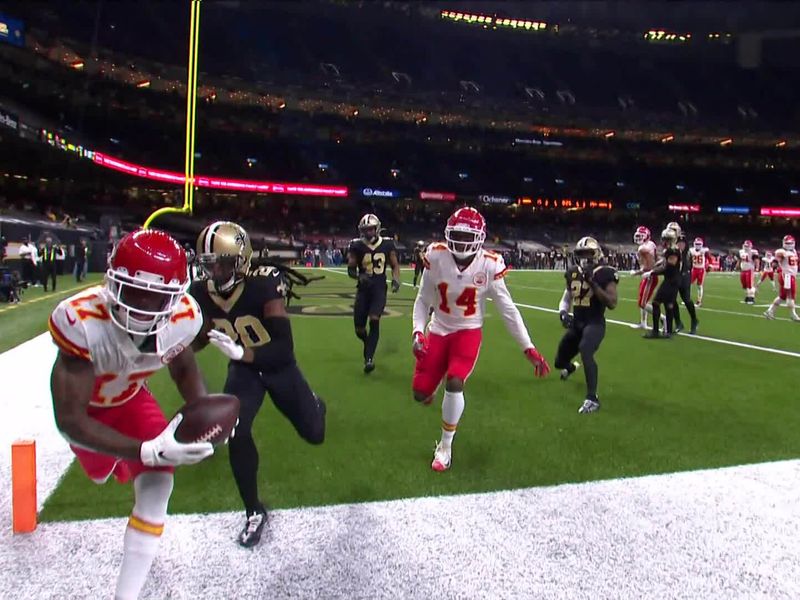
<box><xmin>666</xmin><ymin>221</ymin><xmax>682</xmax><ymax>237</ymax></box>
<box><xmin>574</xmin><ymin>236</ymin><xmax>602</xmax><ymax>268</ymax></box>
<box><xmin>196</xmin><ymin>221</ymin><xmax>253</xmax><ymax>293</ymax></box>
<box><xmin>661</xmin><ymin>227</ymin><xmax>678</xmax><ymax>249</ymax></box>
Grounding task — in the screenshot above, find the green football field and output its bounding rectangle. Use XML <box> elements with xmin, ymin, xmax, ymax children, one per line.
<box><xmin>18</xmin><ymin>269</ymin><xmax>800</xmax><ymax>522</ymax></box>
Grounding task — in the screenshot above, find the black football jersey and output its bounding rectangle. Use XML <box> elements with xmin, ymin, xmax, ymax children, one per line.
<box><xmin>348</xmin><ymin>237</ymin><xmax>396</xmax><ymax>283</ymax></box>
<box><xmin>189</xmin><ymin>265</ymin><xmax>285</xmax><ymax>350</ymax></box>
<box><xmin>565</xmin><ymin>264</ymin><xmax>619</xmax><ymax>322</ymax></box>
<box><xmin>662</xmin><ymin>247</ymin><xmax>682</xmax><ymax>283</ymax></box>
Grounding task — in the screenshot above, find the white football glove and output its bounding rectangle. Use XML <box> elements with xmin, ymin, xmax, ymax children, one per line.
<box><xmin>139</xmin><ymin>414</ymin><xmax>214</xmax><ymax>467</ymax></box>
<box><xmin>208</xmin><ymin>329</ymin><xmax>244</xmax><ymax>361</ymax></box>
<box><xmin>642</xmin><ymin>270</ymin><xmax>653</xmax><ymax>279</ymax></box>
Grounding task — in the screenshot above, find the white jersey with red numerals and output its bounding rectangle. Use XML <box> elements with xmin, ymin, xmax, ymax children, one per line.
<box><xmin>689</xmin><ymin>247</ymin><xmax>709</xmax><ymax>269</ymax></box>
<box><xmin>738</xmin><ymin>248</ymin><xmax>758</xmax><ymax>271</ymax></box>
<box><xmin>637</xmin><ymin>241</ymin><xmax>657</xmax><ymax>269</ymax></box>
<box><xmin>775</xmin><ymin>249</ymin><xmax>798</xmax><ymax>277</ymax></box>
<box><xmin>413</xmin><ymin>244</ymin><xmax>533</xmax><ymax>350</ymax></box>
<box><xmin>48</xmin><ymin>285</ymin><xmax>203</xmax><ymax>408</ymax></box>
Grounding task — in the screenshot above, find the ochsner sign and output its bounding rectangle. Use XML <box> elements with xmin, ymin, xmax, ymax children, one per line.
<box><xmin>479</xmin><ymin>194</ymin><xmax>513</xmax><ymax>205</ymax></box>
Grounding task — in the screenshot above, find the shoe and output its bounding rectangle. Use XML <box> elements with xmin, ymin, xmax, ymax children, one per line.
<box><xmin>695</xmin><ymin>301</ymin><xmax>702</xmax><ymax>307</ymax></box>
<box><xmin>690</xmin><ymin>320</ymin><xmax>698</xmax><ymax>335</ymax></box>
<box><xmin>431</xmin><ymin>441</ymin><xmax>451</xmax><ymax>472</ymax></box>
<box><xmin>578</xmin><ymin>397</ymin><xmax>600</xmax><ymax>414</ymax></box>
<box><xmin>792</xmin><ymin>314</ymin><xmax>800</xmax><ymax>322</ymax></box>
<box><xmin>643</xmin><ymin>331</ymin><xmax>670</xmax><ymax>339</ymax></box>
<box><xmin>674</xmin><ymin>322</ymin><xmax>685</xmax><ymax>333</ymax></box>
<box><xmin>764</xmin><ymin>311</ymin><xmax>775</xmax><ymax>320</ymax></box>
<box><xmin>631</xmin><ymin>322</ymin><xmax>648</xmax><ymax>329</ymax></box>
<box><xmin>560</xmin><ymin>361</ymin><xmax>580</xmax><ymax>381</ymax></box>
<box><xmin>364</xmin><ymin>359</ymin><xmax>375</xmax><ymax>374</ymax></box>
<box><xmin>238</xmin><ymin>508</ymin><xmax>268</xmax><ymax>548</ymax></box>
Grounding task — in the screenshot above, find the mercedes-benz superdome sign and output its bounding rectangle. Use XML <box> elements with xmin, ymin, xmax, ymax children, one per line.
<box><xmin>479</xmin><ymin>194</ymin><xmax>513</xmax><ymax>205</ymax></box>
<box><xmin>361</xmin><ymin>187</ymin><xmax>399</xmax><ymax>198</ymax></box>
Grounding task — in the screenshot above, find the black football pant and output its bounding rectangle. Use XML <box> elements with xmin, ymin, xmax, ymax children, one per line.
<box><xmin>652</xmin><ymin>282</ymin><xmax>680</xmax><ymax>335</ymax></box>
<box><xmin>672</xmin><ymin>275</ymin><xmax>698</xmax><ymax>328</ymax></box>
<box><xmin>353</xmin><ymin>282</ymin><xmax>387</xmax><ymax>361</ymax></box>
<box><xmin>413</xmin><ymin>263</ymin><xmax>424</xmax><ymax>287</ymax></box>
<box><xmin>41</xmin><ymin>263</ymin><xmax>57</xmax><ymax>291</ymax></box>
<box><xmin>224</xmin><ymin>361</ymin><xmax>326</xmax><ymax>514</ymax></box>
<box><xmin>554</xmin><ymin>320</ymin><xmax>606</xmax><ymax>399</ymax></box>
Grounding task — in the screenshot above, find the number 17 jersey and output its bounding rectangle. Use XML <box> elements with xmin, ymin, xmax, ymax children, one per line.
<box><xmin>418</xmin><ymin>244</ymin><xmax>509</xmax><ymax>335</ymax></box>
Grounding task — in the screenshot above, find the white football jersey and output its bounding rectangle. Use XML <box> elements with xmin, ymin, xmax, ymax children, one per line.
<box><xmin>738</xmin><ymin>248</ymin><xmax>758</xmax><ymax>271</ymax></box>
<box><xmin>689</xmin><ymin>247</ymin><xmax>709</xmax><ymax>269</ymax></box>
<box><xmin>49</xmin><ymin>285</ymin><xmax>203</xmax><ymax>408</ymax></box>
<box><xmin>637</xmin><ymin>241</ymin><xmax>657</xmax><ymax>269</ymax></box>
<box><xmin>776</xmin><ymin>249</ymin><xmax>798</xmax><ymax>276</ymax></box>
<box><xmin>762</xmin><ymin>254</ymin><xmax>774</xmax><ymax>273</ymax></box>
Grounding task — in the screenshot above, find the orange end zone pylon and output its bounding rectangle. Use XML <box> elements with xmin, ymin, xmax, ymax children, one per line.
<box><xmin>12</xmin><ymin>439</ymin><xmax>37</xmax><ymax>533</ymax></box>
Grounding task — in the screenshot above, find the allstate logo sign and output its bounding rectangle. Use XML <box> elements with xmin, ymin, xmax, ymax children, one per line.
<box><xmin>362</xmin><ymin>188</ymin><xmax>397</xmax><ymax>198</ymax></box>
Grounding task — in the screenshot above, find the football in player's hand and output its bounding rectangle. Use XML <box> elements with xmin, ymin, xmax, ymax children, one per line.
<box><xmin>174</xmin><ymin>394</ymin><xmax>240</xmax><ymax>445</ymax></box>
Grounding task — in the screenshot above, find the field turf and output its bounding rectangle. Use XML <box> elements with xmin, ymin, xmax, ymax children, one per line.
<box><xmin>14</xmin><ymin>268</ymin><xmax>797</xmax><ymax>522</ymax></box>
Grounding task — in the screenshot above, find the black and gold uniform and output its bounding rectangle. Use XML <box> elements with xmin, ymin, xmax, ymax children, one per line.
<box><xmin>347</xmin><ymin>213</ymin><xmax>400</xmax><ymax>373</ymax></box>
<box><xmin>412</xmin><ymin>241</ymin><xmax>426</xmax><ymax>287</ymax></box>
<box><xmin>554</xmin><ymin>236</ymin><xmax>619</xmax><ymax>413</ymax></box>
<box><xmin>648</xmin><ymin>228</ymin><xmax>682</xmax><ymax>338</ymax></box>
<box><xmin>191</xmin><ymin>221</ymin><xmax>326</xmax><ymax>548</ymax></box>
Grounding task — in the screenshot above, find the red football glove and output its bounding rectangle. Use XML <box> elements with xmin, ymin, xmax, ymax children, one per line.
<box><xmin>412</xmin><ymin>331</ymin><xmax>427</xmax><ymax>359</ymax></box>
<box><xmin>524</xmin><ymin>347</ymin><xmax>550</xmax><ymax>378</ymax></box>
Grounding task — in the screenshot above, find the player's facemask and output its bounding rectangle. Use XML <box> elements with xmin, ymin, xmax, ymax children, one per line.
<box><xmin>359</xmin><ymin>226</ymin><xmax>379</xmax><ymax>244</ymax></box>
<box><xmin>197</xmin><ymin>254</ymin><xmax>245</xmax><ymax>294</ymax></box>
<box><xmin>106</xmin><ymin>271</ymin><xmax>185</xmax><ymax>335</ymax></box>
<box><xmin>574</xmin><ymin>251</ymin><xmax>596</xmax><ymax>269</ymax></box>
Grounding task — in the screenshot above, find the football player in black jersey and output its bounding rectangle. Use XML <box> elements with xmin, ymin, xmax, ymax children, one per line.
<box><xmin>347</xmin><ymin>213</ymin><xmax>401</xmax><ymax>373</ymax></box>
<box><xmin>412</xmin><ymin>240</ymin><xmax>426</xmax><ymax>287</ymax></box>
<box><xmin>643</xmin><ymin>227</ymin><xmax>682</xmax><ymax>339</ymax></box>
<box><xmin>190</xmin><ymin>221</ymin><xmax>326</xmax><ymax>548</ymax></box>
<box><xmin>554</xmin><ymin>237</ymin><xmax>618</xmax><ymax>414</ymax></box>
<box><xmin>672</xmin><ymin>226</ymin><xmax>699</xmax><ymax>335</ymax></box>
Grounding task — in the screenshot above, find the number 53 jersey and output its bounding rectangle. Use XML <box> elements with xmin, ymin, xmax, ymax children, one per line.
<box><xmin>48</xmin><ymin>285</ymin><xmax>202</xmax><ymax>407</ymax></box>
<box><xmin>415</xmin><ymin>244</ymin><xmax>511</xmax><ymax>336</ymax></box>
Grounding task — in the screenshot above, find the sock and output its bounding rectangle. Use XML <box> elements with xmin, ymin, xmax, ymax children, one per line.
<box><xmin>365</xmin><ymin>319</ymin><xmax>380</xmax><ymax>361</ymax></box>
<box><xmin>673</xmin><ymin>302</ymin><xmax>682</xmax><ymax>327</ymax></box>
<box><xmin>789</xmin><ymin>299</ymin><xmax>798</xmax><ymax>318</ymax></box>
<box><xmin>697</xmin><ymin>286</ymin><xmax>703</xmax><ymax>303</ymax></box>
<box><xmin>228</xmin><ymin>432</ymin><xmax>262</xmax><ymax>514</ymax></box>
<box><xmin>115</xmin><ymin>472</ymin><xmax>173</xmax><ymax>600</ymax></box>
<box><xmin>580</xmin><ymin>350</ymin><xmax>598</xmax><ymax>399</ymax></box>
<box><xmin>651</xmin><ymin>303</ymin><xmax>661</xmax><ymax>335</ymax></box>
<box><xmin>355</xmin><ymin>328</ymin><xmax>367</xmax><ymax>358</ymax></box>
<box><xmin>684</xmin><ymin>299</ymin><xmax>697</xmax><ymax>324</ymax></box>
<box><xmin>440</xmin><ymin>390</ymin><xmax>465</xmax><ymax>447</ymax></box>
<box><xmin>665</xmin><ymin>305</ymin><xmax>675</xmax><ymax>334</ymax></box>
<box><xmin>640</xmin><ymin>307</ymin><xmax>648</xmax><ymax>326</ymax></box>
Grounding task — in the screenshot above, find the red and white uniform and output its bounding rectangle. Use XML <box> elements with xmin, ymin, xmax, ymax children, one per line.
<box><xmin>412</xmin><ymin>244</ymin><xmax>532</xmax><ymax>396</ymax></box>
<box><xmin>760</xmin><ymin>252</ymin><xmax>775</xmax><ymax>281</ymax></box>
<box><xmin>775</xmin><ymin>248</ymin><xmax>798</xmax><ymax>300</ymax></box>
<box><xmin>689</xmin><ymin>246</ymin><xmax>709</xmax><ymax>285</ymax></box>
<box><xmin>637</xmin><ymin>240</ymin><xmax>659</xmax><ymax>307</ymax></box>
<box><xmin>738</xmin><ymin>247</ymin><xmax>758</xmax><ymax>289</ymax></box>
<box><xmin>49</xmin><ymin>286</ymin><xmax>202</xmax><ymax>482</ymax></box>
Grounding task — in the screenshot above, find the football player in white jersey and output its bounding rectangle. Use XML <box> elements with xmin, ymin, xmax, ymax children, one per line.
<box><xmin>755</xmin><ymin>250</ymin><xmax>777</xmax><ymax>293</ymax></box>
<box><xmin>49</xmin><ymin>229</ymin><xmax>218</xmax><ymax>600</ymax></box>
<box><xmin>411</xmin><ymin>207</ymin><xmax>550</xmax><ymax>472</ymax></box>
<box><xmin>689</xmin><ymin>237</ymin><xmax>710</xmax><ymax>306</ymax></box>
<box><xmin>764</xmin><ymin>235</ymin><xmax>799</xmax><ymax>321</ymax></box>
<box><xmin>630</xmin><ymin>226</ymin><xmax>659</xmax><ymax>329</ymax></box>
<box><xmin>736</xmin><ymin>240</ymin><xmax>759</xmax><ymax>304</ymax></box>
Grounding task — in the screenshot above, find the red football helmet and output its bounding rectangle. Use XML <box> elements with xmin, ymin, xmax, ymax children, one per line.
<box><xmin>633</xmin><ymin>226</ymin><xmax>651</xmax><ymax>245</ymax></box>
<box><xmin>445</xmin><ymin>207</ymin><xmax>486</xmax><ymax>259</ymax></box>
<box><xmin>693</xmin><ymin>237</ymin><xmax>704</xmax><ymax>250</ymax></box>
<box><xmin>783</xmin><ymin>235</ymin><xmax>796</xmax><ymax>251</ymax></box>
<box><xmin>743</xmin><ymin>240</ymin><xmax>753</xmax><ymax>250</ymax></box>
<box><xmin>106</xmin><ymin>229</ymin><xmax>189</xmax><ymax>335</ymax></box>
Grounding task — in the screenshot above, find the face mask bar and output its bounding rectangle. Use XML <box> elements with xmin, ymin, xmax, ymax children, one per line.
<box><xmin>106</xmin><ymin>269</ymin><xmax>187</xmax><ymax>335</ymax></box>
<box><xmin>445</xmin><ymin>227</ymin><xmax>485</xmax><ymax>259</ymax></box>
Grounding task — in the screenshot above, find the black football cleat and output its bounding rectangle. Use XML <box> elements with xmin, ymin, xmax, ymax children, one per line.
<box><xmin>238</xmin><ymin>507</ymin><xmax>268</xmax><ymax>548</ymax></box>
<box><xmin>364</xmin><ymin>359</ymin><xmax>375</xmax><ymax>374</ymax></box>
<box><xmin>674</xmin><ymin>322</ymin><xmax>684</xmax><ymax>333</ymax></box>
<box><xmin>643</xmin><ymin>331</ymin><xmax>670</xmax><ymax>339</ymax></box>
<box><xmin>689</xmin><ymin>320</ymin><xmax>699</xmax><ymax>335</ymax></box>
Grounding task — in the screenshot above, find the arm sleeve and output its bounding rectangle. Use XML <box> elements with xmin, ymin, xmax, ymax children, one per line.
<box><xmin>488</xmin><ymin>260</ymin><xmax>534</xmax><ymax>350</ymax></box>
<box><xmin>558</xmin><ymin>288</ymin><xmax>572</xmax><ymax>313</ymax></box>
<box><xmin>412</xmin><ymin>256</ymin><xmax>435</xmax><ymax>335</ymax></box>
<box><xmin>48</xmin><ymin>301</ymin><xmax>92</xmax><ymax>361</ymax></box>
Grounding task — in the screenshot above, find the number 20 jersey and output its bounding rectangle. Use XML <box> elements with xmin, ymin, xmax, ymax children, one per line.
<box><xmin>418</xmin><ymin>243</ymin><xmax>509</xmax><ymax>336</ymax></box>
<box><xmin>189</xmin><ymin>267</ymin><xmax>285</xmax><ymax>352</ymax></box>
<box><xmin>48</xmin><ymin>285</ymin><xmax>203</xmax><ymax>408</ymax></box>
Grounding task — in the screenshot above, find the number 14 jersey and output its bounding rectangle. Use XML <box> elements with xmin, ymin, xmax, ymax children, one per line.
<box><xmin>415</xmin><ymin>244</ymin><xmax>509</xmax><ymax>336</ymax></box>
